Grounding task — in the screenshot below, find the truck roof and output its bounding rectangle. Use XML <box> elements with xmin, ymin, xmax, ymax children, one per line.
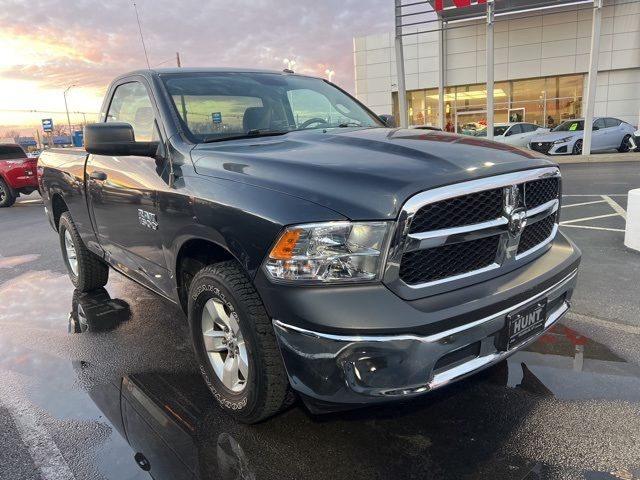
<box><xmin>120</xmin><ymin>67</ymin><xmax>314</xmax><ymax>80</ymax></box>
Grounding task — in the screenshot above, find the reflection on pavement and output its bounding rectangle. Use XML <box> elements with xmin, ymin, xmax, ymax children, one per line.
<box><xmin>1</xmin><ymin>272</ymin><xmax>640</xmax><ymax>479</ymax></box>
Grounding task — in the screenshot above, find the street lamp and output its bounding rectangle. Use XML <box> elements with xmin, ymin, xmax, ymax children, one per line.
<box><xmin>63</xmin><ymin>84</ymin><xmax>76</xmax><ymax>146</ymax></box>
<box><xmin>325</xmin><ymin>69</ymin><xmax>335</xmax><ymax>82</ymax></box>
<box><xmin>283</xmin><ymin>58</ymin><xmax>296</xmax><ymax>71</ymax></box>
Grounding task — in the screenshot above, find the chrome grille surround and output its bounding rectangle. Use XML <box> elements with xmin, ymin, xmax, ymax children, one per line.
<box><xmin>384</xmin><ymin>167</ymin><xmax>561</xmax><ymax>300</ymax></box>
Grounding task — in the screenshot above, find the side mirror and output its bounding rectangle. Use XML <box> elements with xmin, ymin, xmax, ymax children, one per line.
<box><xmin>504</xmin><ymin>130</ymin><xmax>512</xmax><ymax>137</ymax></box>
<box><xmin>592</xmin><ymin>125</ymin><xmax>599</xmax><ymax>131</ymax></box>
<box><xmin>84</xmin><ymin>123</ymin><xmax>159</xmax><ymax>157</ymax></box>
<box><xmin>379</xmin><ymin>114</ymin><xmax>396</xmax><ymax>128</ymax></box>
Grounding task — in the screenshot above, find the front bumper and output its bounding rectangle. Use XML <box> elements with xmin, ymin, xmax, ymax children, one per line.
<box><xmin>264</xmin><ymin>233</ymin><xmax>580</xmax><ymax>410</ymax></box>
<box><xmin>529</xmin><ymin>141</ymin><xmax>572</xmax><ymax>155</ymax></box>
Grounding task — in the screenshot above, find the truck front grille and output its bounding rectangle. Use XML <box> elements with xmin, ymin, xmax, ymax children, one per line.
<box><xmin>409</xmin><ymin>188</ymin><xmax>504</xmax><ymax>233</ymax></box>
<box><xmin>399</xmin><ymin>235</ymin><xmax>500</xmax><ymax>285</ymax></box>
<box><xmin>517</xmin><ymin>213</ymin><xmax>557</xmax><ymax>255</ymax></box>
<box><xmin>393</xmin><ymin>168</ymin><xmax>561</xmax><ymax>289</ymax></box>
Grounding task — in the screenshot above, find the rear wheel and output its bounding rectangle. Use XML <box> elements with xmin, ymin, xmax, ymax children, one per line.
<box><xmin>59</xmin><ymin>212</ymin><xmax>109</xmax><ymax>292</ymax></box>
<box><xmin>0</xmin><ymin>179</ymin><xmax>16</xmax><ymax>208</ymax></box>
<box><xmin>572</xmin><ymin>139</ymin><xmax>583</xmax><ymax>155</ymax></box>
<box><xmin>618</xmin><ymin>134</ymin><xmax>632</xmax><ymax>153</ymax></box>
<box><xmin>188</xmin><ymin>261</ymin><xmax>293</xmax><ymax>423</ymax></box>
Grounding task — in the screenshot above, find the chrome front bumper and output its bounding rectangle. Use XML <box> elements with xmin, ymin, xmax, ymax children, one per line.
<box><xmin>273</xmin><ymin>269</ymin><xmax>577</xmax><ymax>406</ymax></box>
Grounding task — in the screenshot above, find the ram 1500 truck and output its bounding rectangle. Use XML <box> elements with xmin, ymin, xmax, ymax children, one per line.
<box><xmin>38</xmin><ymin>68</ymin><xmax>581</xmax><ymax>423</ymax></box>
<box><xmin>0</xmin><ymin>143</ymin><xmax>39</xmax><ymax>207</ymax></box>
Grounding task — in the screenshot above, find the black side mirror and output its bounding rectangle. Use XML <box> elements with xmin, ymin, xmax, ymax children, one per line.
<box><xmin>379</xmin><ymin>114</ymin><xmax>396</xmax><ymax>128</ymax></box>
<box><xmin>592</xmin><ymin>125</ymin><xmax>599</xmax><ymax>131</ymax></box>
<box><xmin>504</xmin><ymin>130</ymin><xmax>512</xmax><ymax>137</ymax></box>
<box><xmin>84</xmin><ymin>123</ymin><xmax>159</xmax><ymax>157</ymax></box>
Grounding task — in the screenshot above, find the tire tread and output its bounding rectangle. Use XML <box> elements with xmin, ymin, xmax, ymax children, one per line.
<box><xmin>59</xmin><ymin>212</ymin><xmax>109</xmax><ymax>292</ymax></box>
<box><xmin>191</xmin><ymin>261</ymin><xmax>293</xmax><ymax>422</ymax></box>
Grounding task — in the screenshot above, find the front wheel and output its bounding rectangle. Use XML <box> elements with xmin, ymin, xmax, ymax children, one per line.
<box><xmin>59</xmin><ymin>212</ymin><xmax>109</xmax><ymax>292</ymax></box>
<box><xmin>0</xmin><ymin>179</ymin><xmax>16</xmax><ymax>208</ymax></box>
<box><xmin>188</xmin><ymin>261</ymin><xmax>293</xmax><ymax>423</ymax></box>
<box><xmin>572</xmin><ymin>139</ymin><xmax>583</xmax><ymax>155</ymax></box>
<box><xmin>618</xmin><ymin>134</ymin><xmax>632</xmax><ymax>153</ymax></box>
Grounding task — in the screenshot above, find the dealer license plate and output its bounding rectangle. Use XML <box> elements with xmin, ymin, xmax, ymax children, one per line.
<box><xmin>499</xmin><ymin>299</ymin><xmax>548</xmax><ymax>351</ymax></box>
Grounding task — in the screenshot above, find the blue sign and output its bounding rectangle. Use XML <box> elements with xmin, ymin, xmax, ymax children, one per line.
<box><xmin>212</xmin><ymin>112</ymin><xmax>222</xmax><ymax>124</ymax></box>
<box><xmin>42</xmin><ymin>118</ymin><xmax>53</xmax><ymax>132</ymax></box>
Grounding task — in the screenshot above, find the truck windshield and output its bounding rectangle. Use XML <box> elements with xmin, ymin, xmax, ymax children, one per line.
<box><xmin>160</xmin><ymin>72</ymin><xmax>383</xmax><ymax>142</ymax></box>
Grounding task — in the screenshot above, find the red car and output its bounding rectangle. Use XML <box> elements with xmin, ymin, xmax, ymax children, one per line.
<box><xmin>0</xmin><ymin>144</ymin><xmax>39</xmax><ymax>207</ymax></box>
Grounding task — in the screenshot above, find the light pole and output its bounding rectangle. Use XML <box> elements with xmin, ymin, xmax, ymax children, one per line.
<box><xmin>63</xmin><ymin>84</ymin><xmax>76</xmax><ymax>146</ymax></box>
<box><xmin>325</xmin><ymin>69</ymin><xmax>335</xmax><ymax>82</ymax></box>
<box><xmin>283</xmin><ymin>58</ymin><xmax>296</xmax><ymax>71</ymax></box>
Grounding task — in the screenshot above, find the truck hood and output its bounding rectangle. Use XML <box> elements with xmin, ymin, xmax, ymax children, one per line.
<box><xmin>191</xmin><ymin>128</ymin><xmax>555</xmax><ymax>220</ymax></box>
<box><xmin>530</xmin><ymin>131</ymin><xmax>582</xmax><ymax>143</ymax></box>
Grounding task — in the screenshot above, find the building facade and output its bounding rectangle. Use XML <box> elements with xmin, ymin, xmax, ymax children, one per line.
<box><xmin>353</xmin><ymin>0</ymin><xmax>640</xmax><ymax>133</ymax></box>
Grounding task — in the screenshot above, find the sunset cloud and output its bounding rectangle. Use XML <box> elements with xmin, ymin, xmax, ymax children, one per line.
<box><xmin>0</xmin><ymin>0</ymin><xmax>392</xmax><ymax>129</ymax></box>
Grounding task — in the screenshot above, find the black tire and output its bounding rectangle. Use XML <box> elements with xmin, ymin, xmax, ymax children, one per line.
<box><xmin>188</xmin><ymin>261</ymin><xmax>293</xmax><ymax>423</ymax></box>
<box><xmin>618</xmin><ymin>134</ymin><xmax>632</xmax><ymax>153</ymax></box>
<box><xmin>0</xmin><ymin>179</ymin><xmax>16</xmax><ymax>208</ymax></box>
<box><xmin>572</xmin><ymin>139</ymin><xmax>583</xmax><ymax>155</ymax></box>
<box><xmin>59</xmin><ymin>212</ymin><xmax>109</xmax><ymax>292</ymax></box>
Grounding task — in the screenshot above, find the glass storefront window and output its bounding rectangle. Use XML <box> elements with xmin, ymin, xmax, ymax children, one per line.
<box><xmin>389</xmin><ymin>73</ymin><xmax>583</xmax><ymax>132</ymax></box>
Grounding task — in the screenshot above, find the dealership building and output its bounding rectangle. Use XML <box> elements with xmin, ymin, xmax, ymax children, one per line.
<box><xmin>353</xmin><ymin>0</ymin><xmax>640</xmax><ymax>135</ymax></box>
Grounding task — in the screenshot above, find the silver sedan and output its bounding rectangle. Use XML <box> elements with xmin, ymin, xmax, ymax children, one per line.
<box><xmin>528</xmin><ymin>117</ymin><xmax>636</xmax><ymax>155</ymax></box>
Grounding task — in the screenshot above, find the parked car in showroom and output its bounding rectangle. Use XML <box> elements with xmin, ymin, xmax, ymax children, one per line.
<box><xmin>39</xmin><ymin>68</ymin><xmax>580</xmax><ymax>423</ymax></box>
<box><xmin>529</xmin><ymin>117</ymin><xmax>635</xmax><ymax>155</ymax></box>
<box><xmin>475</xmin><ymin>122</ymin><xmax>549</xmax><ymax>148</ymax></box>
<box><xmin>0</xmin><ymin>143</ymin><xmax>39</xmax><ymax>207</ymax></box>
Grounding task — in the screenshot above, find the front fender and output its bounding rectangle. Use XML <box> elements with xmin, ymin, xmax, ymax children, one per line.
<box><xmin>160</xmin><ymin>174</ymin><xmax>347</xmax><ymax>282</ymax></box>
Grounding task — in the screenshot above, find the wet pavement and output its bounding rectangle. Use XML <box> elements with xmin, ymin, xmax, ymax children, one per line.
<box><xmin>1</xmin><ymin>164</ymin><xmax>640</xmax><ymax>480</ymax></box>
<box><xmin>0</xmin><ymin>267</ymin><xmax>638</xmax><ymax>479</ymax></box>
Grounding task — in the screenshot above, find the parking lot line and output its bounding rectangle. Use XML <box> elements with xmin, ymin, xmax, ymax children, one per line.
<box><xmin>560</xmin><ymin>224</ymin><xmax>625</xmax><ymax>233</ymax></box>
<box><xmin>0</xmin><ymin>384</ymin><xmax>75</xmax><ymax>480</ymax></box>
<box><xmin>601</xmin><ymin>195</ymin><xmax>627</xmax><ymax>220</ymax></box>
<box><xmin>562</xmin><ymin>200</ymin><xmax>607</xmax><ymax>208</ymax></box>
<box><xmin>560</xmin><ymin>213</ymin><xmax>620</xmax><ymax>225</ymax></box>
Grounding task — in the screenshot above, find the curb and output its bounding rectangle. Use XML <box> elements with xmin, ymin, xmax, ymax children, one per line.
<box><xmin>552</xmin><ymin>153</ymin><xmax>640</xmax><ymax>164</ymax></box>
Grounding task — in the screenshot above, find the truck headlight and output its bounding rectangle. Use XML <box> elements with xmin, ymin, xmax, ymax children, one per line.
<box><xmin>264</xmin><ymin>221</ymin><xmax>392</xmax><ymax>283</ymax></box>
<box><xmin>554</xmin><ymin>136</ymin><xmax>573</xmax><ymax>144</ymax></box>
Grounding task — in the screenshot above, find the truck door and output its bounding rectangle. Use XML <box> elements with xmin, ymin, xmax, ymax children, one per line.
<box><xmin>87</xmin><ymin>80</ymin><xmax>172</xmax><ymax>295</ymax></box>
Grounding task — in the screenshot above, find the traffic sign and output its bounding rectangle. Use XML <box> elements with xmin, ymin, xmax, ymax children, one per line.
<box><xmin>42</xmin><ymin>118</ymin><xmax>53</xmax><ymax>132</ymax></box>
<box><xmin>212</xmin><ymin>112</ymin><xmax>222</xmax><ymax>124</ymax></box>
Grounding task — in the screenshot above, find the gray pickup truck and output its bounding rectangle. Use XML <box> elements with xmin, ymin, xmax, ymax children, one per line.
<box><xmin>38</xmin><ymin>68</ymin><xmax>580</xmax><ymax>422</ymax></box>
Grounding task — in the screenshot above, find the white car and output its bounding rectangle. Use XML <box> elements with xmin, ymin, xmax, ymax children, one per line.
<box><xmin>528</xmin><ymin>117</ymin><xmax>636</xmax><ymax>155</ymax></box>
<box><xmin>475</xmin><ymin>122</ymin><xmax>549</xmax><ymax>147</ymax></box>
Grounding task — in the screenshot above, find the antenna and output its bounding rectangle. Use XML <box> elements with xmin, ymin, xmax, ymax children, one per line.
<box><xmin>133</xmin><ymin>2</ymin><xmax>151</xmax><ymax>69</ymax></box>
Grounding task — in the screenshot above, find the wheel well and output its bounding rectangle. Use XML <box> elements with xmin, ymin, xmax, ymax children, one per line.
<box><xmin>176</xmin><ymin>239</ymin><xmax>235</xmax><ymax>313</ymax></box>
<box><xmin>51</xmin><ymin>194</ymin><xmax>68</xmax><ymax>230</ymax></box>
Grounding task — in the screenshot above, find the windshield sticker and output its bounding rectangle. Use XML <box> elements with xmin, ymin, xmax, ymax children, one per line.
<box><xmin>212</xmin><ymin>112</ymin><xmax>222</xmax><ymax>124</ymax></box>
<box><xmin>569</xmin><ymin>123</ymin><xmax>578</xmax><ymax>131</ymax></box>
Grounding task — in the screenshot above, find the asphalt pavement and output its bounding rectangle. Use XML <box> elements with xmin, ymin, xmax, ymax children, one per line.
<box><xmin>0</xmin><ymin>162</ymin><xmax>639</xmax><ymax>480</ymax></box>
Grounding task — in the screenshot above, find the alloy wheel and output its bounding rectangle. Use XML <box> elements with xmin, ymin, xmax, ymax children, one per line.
<box><xmin>64</xmin><ymin>229</ymin><xmax>79</xmax><ymax>276</ymax></box>
<box><xmin>201</xmin><ymin>297</ymin><xmax>248</xmax><ymax>393</ymax></box>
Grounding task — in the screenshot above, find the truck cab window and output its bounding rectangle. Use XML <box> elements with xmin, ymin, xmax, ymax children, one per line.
<box><xmin>106</xmin><ymin>82</ymin><xmax>158</xmax><ymax>142</ymax></box>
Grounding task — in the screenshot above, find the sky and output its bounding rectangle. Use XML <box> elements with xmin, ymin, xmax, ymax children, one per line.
<box><xmin>0</xmin><ymin>0</ymin><xmax>393</xmax><ymax>135</ymax></box>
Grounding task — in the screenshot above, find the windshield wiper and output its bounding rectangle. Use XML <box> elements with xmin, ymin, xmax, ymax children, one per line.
<box><xmin>201</xmin><ymin>129</ymin><xmax>289</xmax><ymax>143</ymax></box>
<box><xmin>336</xmin><ymin>122</ymin><xmax>364</xmax><ymax>128</ymax></box>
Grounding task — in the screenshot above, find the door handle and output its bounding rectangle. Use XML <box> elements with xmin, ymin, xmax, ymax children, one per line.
<box><xmin>89</xmin><ymin>171</ymin><xmax>107</xmax><ymax>181</ymax></box>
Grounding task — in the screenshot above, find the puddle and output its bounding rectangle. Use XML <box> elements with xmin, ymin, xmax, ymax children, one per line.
<box><xmin>0</xmin><ymin>271</ymin><xmax>639</xmax><ymax>479</ymax></box>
